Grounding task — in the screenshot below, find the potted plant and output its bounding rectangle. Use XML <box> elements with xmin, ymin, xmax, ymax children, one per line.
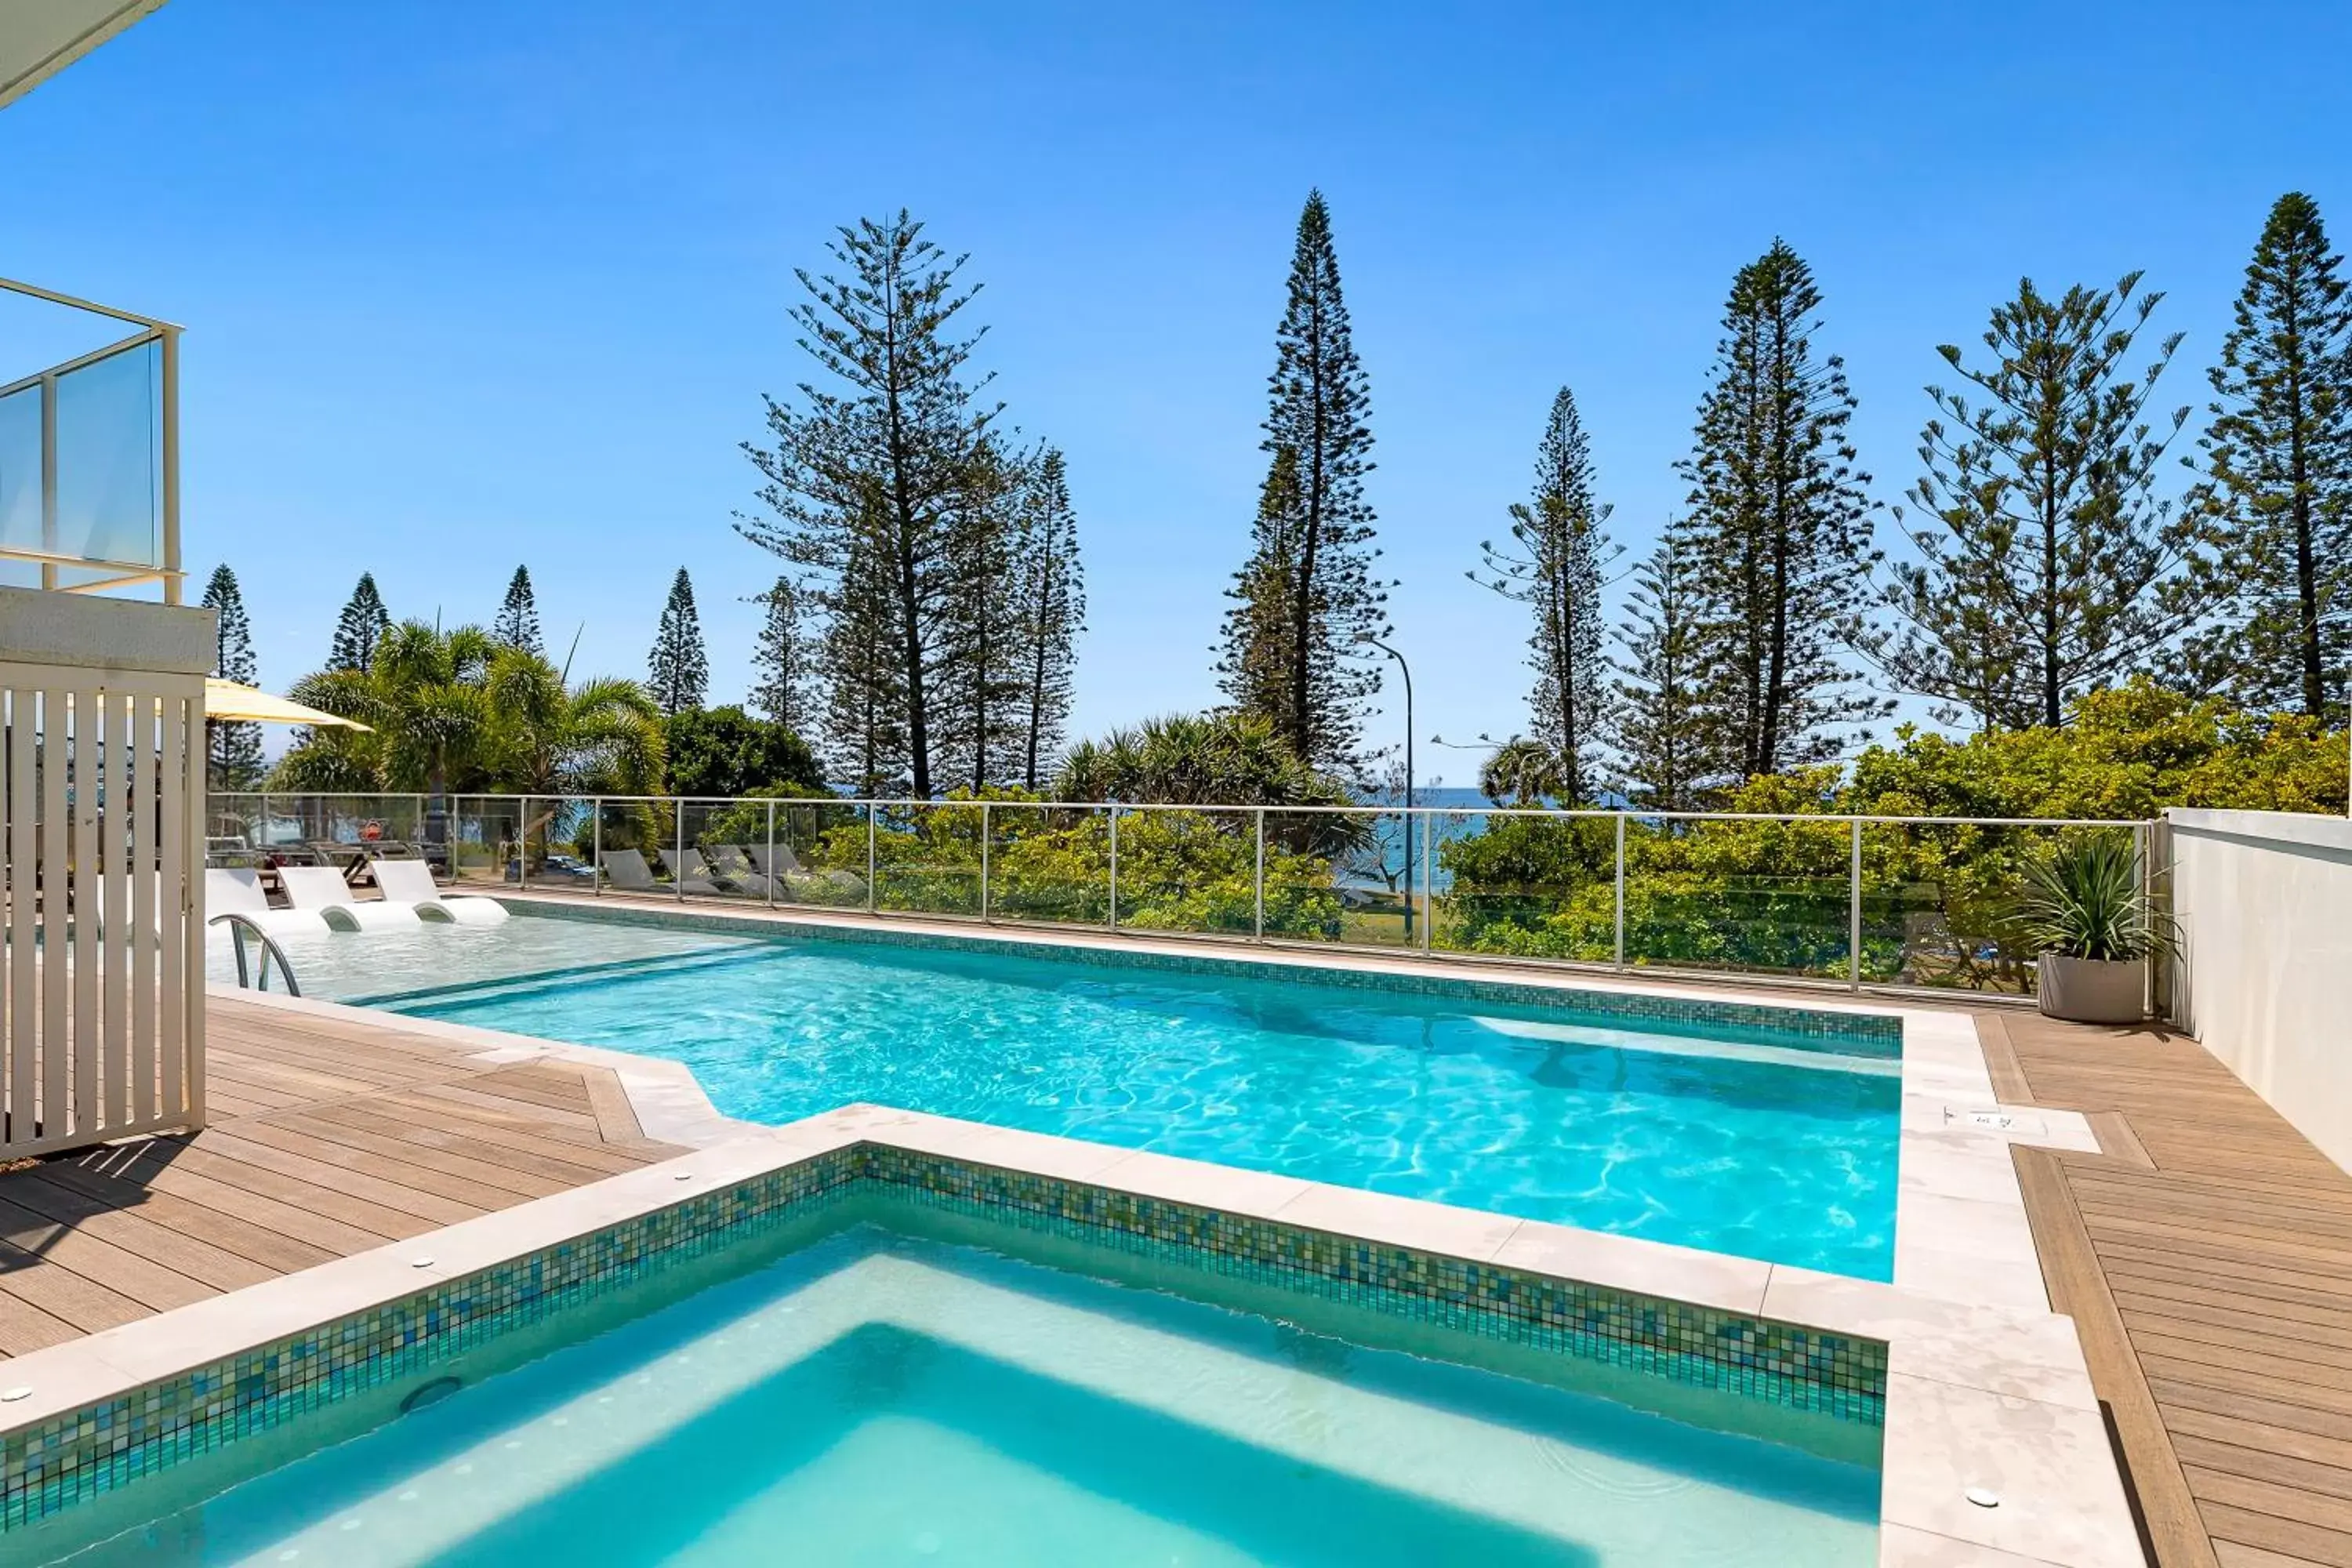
<box><xmin>2013</xmin><ymin>832</ymin><xmax>2171</xmax><ymax>1025</ymax></box>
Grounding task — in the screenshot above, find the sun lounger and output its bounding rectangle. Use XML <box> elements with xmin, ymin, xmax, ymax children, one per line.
<box><xmin>744</xmin><ymin>842</ymin><xmax>866</xmax><ymax>902</ymax></box>
<box><xmin>598</xmin><ymin>847</ymin><xmax>720</xmax><ymax>896</ymax></box>
<box><xmin>372</xmin><ymin>858</ymin><xmax>510</xmax><ymax>925</ymax></box>
<box><xmin>278</xmin><ymin>866</ymin><xmax>422</xmax><ymax>931</ymax></box>
<box><xmin>699</xmin><ymin>844</ymin><xmax>778</xmax><ymax>898</ymax></box>
<box><xmin>205</xmin><ymin>868</ymin><xmax>330</xmax><ymax>937</ymax></box>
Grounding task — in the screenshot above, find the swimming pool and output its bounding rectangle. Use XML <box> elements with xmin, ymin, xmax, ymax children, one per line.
<box><xmin>325</xmin><ymin>909</ymin><xmax>1904</xmax><ymax>1279</ymax></box>
<box><xmin>24</xmin><ymin>1205</ymin><xmax>1880</xmax><ymax>1566</ymax></box>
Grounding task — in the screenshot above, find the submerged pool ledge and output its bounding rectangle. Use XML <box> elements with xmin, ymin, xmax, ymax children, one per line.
<box><xmin>0</xmin><ymin>1094</ymin><xmax>2138</xmax><ymax>1566</ymax></box>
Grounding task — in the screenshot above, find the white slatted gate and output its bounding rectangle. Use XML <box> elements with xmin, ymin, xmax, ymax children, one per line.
<box><xmin>0</xmin><ymin>666</ymin><xmax>205</xmax><ymax>1156</ymax></box>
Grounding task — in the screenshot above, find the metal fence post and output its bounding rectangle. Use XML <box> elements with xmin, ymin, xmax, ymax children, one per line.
<box><xmin>674</xmin><ymin>798</ymin><xmax>685</xmax><ymax>903</ymax></box>
<box><xmin>2136</xmin><ymin>818</ymin><xmax>2154</xmax><ymax>1020</ymax></box>
<box><xmin>592</xmin><ymin>799</ymin><xmax>602</xmax><ymax>897</ymax></box>
<box><xmin>517</xmin><ymin>796</ymin><xmax>529</xmax><ymax>891</ymax></box>
<box><xmin>765</xmin><ymin>798</ymin><xmax>777</xmax><ymax>909</ymax></box>
<box><xmin>979</xmin><ymin>800</ymin><xmax>992</xmax><ymax>922</ymax></box>
<box><xmin>1849</xmin><ymin>817</ymin><xmax>1864</xmax><ymax>991</ymax></box>
<box><xmin>865</xmin><ymin>804</ymin><xmax>877</xmax><ymax>914</ymax></box>
<box><xmin>259</xmin><ymin>790</ymin><xmax>270</xmax><ymax>857</ymax></box>
<box><xmin>1108</xmin><ymin>806</ymin><xmax>1120</xmax><ymax>931</ymax></box>
<box><xmin>1421</xmin><ymin>808</ymin><xmax>1434</xmax><ymax>954</ymax></box>
<box><xmin>1254</xmin><ymin>808</ymin><xmax>1265</xmax><ymax>940</ymax></box>
<box><xmin>1613</xmin><ymin>812</ymin><xmax>1628</xmax><ymax>970</ymax></box>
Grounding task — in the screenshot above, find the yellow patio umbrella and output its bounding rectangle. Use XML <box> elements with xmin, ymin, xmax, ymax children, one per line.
<box><xmin>203</xmin><ymin>678</ymin><xmax>372</xmax><ymax>731</ymax></box>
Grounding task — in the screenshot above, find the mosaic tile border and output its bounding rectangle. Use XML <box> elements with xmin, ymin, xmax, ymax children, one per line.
<box><xmin>506</xmin><ymin>896</ymin><xmax>1903</xmax><ymax>1051</ymax></box>
<box><xmin>1</xmin><ymin>1142</ymin><xmax>1884</xmax><ymax>1536</ymax></box>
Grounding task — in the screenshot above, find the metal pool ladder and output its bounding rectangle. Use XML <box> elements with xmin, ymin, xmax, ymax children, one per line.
<box><xmin>208</xmin><ymin>913</ymin><xmax>303</xmax><ymax>996</ymax></box>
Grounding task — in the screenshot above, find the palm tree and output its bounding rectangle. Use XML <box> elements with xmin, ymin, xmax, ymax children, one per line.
<box><xmin>276</xmin><ymin>622</ymin><xmax>496</xmax><ymax>798</ymax></box>
<box><xmin>1052</xmin><ymin>712</ymin><xmax>1350</xmax><ymax>808</ymax></box>
<box><xmin>275</xmin><ymin>622</ymin><xmax>662</xmax><ymax>798</ymax></box>
<box><xmin>482</xmin><ymin>656</ymin><xmax>664</xmax><ymax>797</ymax></box>
<box><xmin>1479</xmin><ymin>735</ymin><xmax>1569</xmax><ymax>807</ymax></box>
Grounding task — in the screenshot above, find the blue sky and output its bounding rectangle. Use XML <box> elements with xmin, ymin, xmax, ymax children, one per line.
<box><xmin>6</xmin><ymin>1</ymin><xmax>2347</xmax><ymax>783</ymax></box>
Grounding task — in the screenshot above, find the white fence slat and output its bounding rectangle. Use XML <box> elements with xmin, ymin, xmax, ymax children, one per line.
<box><xmin>131</xmin><ymin>690</ymin><xmax>157</xmax><ymax>1123</ymax></box>
<box><xmin>101</xmin><ymin>690</ymin><xmax>129</xmax><ymax>1127</ymax></box>
<box><xmin>4</xmin><ymin>692</ymin><xmax>25</xmax><ymax>1142</ymax></box>
<box><xmin>38</xmin><ymin>684</ymin><xmax>68</xmax><ymax>1142</ymax></box>
<box><xmin>173</xmin><ymin>688</ymin><xmax>201</xmax><ymax>1124</ymax></box>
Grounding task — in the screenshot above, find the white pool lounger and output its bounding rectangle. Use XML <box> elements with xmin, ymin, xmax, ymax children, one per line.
<box><xmin>204</xmin><ymin>868</ymin><xmax>332</xmax><ymax>938</ymax></box>
<box><xmin>278</xmin><ymin>866</ymin><xmax>423</xmax><ymax>931</ymax></box>
<box><xmin>372</xmin><ymin>858</ymin><xmax>510</xmax><ymax>926</ymax></box>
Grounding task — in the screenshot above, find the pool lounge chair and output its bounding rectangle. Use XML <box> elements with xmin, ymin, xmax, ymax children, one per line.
<box><xmin>599</xmin><ymin>848</ymin><xmax>720</xmax><ymax>896</ymax></box>
<box><xmin>746</xmin><ymin>842</ymin><xmax>866</xmax><ymax>902</ymax></box>
<box><xmin>278</xmin><ymin>866</ymin><xmax>422</xmax><ymax>931</ymax></box>
<box><xmin>205</xmin><ymin>868</ymin><xmax>330</xmax><ymax>938</ymax></box>
<box><xmin>372</xmin><ymin>858</ymin><xmax>510</xmax><ymax>926</ymax></box>
<box><xmin>701</xmin><ymin>844</ymin><xmax>779</xmax><ymax>898</ymax></box>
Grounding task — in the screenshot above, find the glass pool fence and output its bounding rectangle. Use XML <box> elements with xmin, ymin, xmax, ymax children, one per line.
<box><xmin>205</xmin><ymin>792</ymin><xmax>2159</xmax><ymax>1000</ymax></box>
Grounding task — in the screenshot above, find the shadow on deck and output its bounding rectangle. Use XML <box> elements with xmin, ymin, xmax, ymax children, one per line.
<box><xmin>0</xmin><ymin>992</ymin><xmax>684</xmax><ymax>1356</ymax></box>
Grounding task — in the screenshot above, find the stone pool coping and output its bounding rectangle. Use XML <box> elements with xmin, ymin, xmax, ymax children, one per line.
<box><xmin>486</xmin><ymin>894</ymin><xmax>2107</xmax><ymax>1319</ymax></box>
<box><xmin>0</xmin><ymin>1102</ymin><xmax>2137</xmax><ymax>1566</ymax></box>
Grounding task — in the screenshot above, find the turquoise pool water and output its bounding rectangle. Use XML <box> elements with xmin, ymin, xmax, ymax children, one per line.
<box><xmin>365</xmin><ymin>920</ymin><xmax>1900</xmax><ymax>1277</ymax></box>
<box><xmin>43</xmin><ymin>1226</ymin><xmax>1879</xmax><ymax>1565</ymax></box>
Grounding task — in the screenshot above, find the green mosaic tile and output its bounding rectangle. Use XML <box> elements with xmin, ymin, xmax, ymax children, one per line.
<box><xmin>0</xmin><ymin>1142</ymin><xmax>1887</xmax><ymax>1537</ymax></box>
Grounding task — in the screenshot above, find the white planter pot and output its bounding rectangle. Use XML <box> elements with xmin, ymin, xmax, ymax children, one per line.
<box><xmin>2036</xmin><ymin>954</ymin><xmax>2147</xmax><ymax>1025</ymax></box>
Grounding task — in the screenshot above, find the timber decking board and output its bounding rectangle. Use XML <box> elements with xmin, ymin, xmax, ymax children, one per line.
<box><xmin>0</xmin><ymin>993</ymin><xmax>686</xmax><ymax>1356</ymax></box>
<box><xmin>1997</xmin><ymin>1007</ymin><xmax>2352</xmax><ymax>1568</ymax></box>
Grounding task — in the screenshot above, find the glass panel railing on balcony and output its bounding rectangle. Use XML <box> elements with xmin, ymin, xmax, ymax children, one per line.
<box><xmin>1265</xmin><ymin>808</ymin><xmax>1410</xmax><ymax>948</ymax></box>
<box><xmin>1623</xmin><ymin>815</ymin><xmax>1855</xmax><ymax>981</ymax></box>
<box><xmin>1108</xmin><ymin>805</ymin><xmax>1257</xmax><ymax>938</ymax></box>
<box><xmin>873</xmin><ymin>801</ymin><xmax>982</xmax><ymax>917</ymax></box>
<box><xmin>0</xmin><ymin>384</ymin><xmax>39</xmax><ymax>590</ymax></box>
<box><xmin>985</xmin><ymin>801</ymin><xmax>1109</xmax><ymax>926</ymax></box>
<box><xmin>1429</xmin><ymin>808</ymin><xmax>1619</xmax><ymax>963</ymax></box>
<box><xmin>448</xmin><ymin>796</ymin><xmax>524</xmax><ymax>888</ymax></box>
<box><xmin>51</xmin><ymin>337</ymin><xmax>162</xmax><ymax>573</ymax></box>
<box><xmin>212</xmin><ymin>793</ymin><xmax>2162</xmax><ymax>1001</ymax></box>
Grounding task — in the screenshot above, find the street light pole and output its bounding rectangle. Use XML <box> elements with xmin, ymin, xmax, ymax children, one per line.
<box><xmin>1361</xmin><ymin>635</ymin><xmax>1414</xmax><ymax>937</ymax></box>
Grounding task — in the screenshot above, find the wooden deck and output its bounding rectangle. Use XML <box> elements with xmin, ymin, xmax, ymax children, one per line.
<box><xmin>0</xmin><ymin>993</ymin><xmax>686</xmax><ymax>1358</ymax></box>
<box><xmin>1991</xmin><ymin>1007</ymin><xmax>2352</xmax><ymax>1568</ymax></box>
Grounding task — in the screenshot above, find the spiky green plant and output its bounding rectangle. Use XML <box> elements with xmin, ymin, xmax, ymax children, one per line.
<box><xmin>2013</xmin><ymin>832</ymin><xmax>2172</xmax><ymax>961</ymax></box>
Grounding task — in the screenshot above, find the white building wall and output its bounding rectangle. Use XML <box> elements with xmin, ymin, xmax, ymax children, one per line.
<box><xmin>2168</xmin><ymin>808</ymin><xmax>2352</xmax><ymax>1174</ymax></box>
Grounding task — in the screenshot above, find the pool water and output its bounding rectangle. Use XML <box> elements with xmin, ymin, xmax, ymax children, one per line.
<box><xmin>46</xmin><ymin>1228</ymin><xmax>1879</xmax><ymax>1566</ymax></box>
<box><xmin>356</xmin><ymin>922</ymin><xmax>1901</xmax><ymax>1278</ymax></box>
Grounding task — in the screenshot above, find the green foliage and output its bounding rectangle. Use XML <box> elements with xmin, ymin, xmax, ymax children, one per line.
<box><xmin>785</xmin><ymin>791</ymin><xmax>1342</xmax><ymax>936</ymax></box>
<box><xmin>1217</xmin><ymin>191</ymin><xmax>1386</xmax><ymax>771</ymax></box>
<box><xmin>2014</xmin><ymin>831</ymin><xmax>2171</xmax><ymax>961</ymax></box>
<box><xmin>666</xmin><ymin>705</ymin><xmax>826</xmax><ymax>799</ymax></box>
<box><xmin>201</xmin><ymin>564</ymin><xmax>263</xmax><ymax>788</ymax></box>
<box><xmin>1676</xmin><ymin>240</ymin><xmax>1884</xmax><ymax>776</ymax></box>
<box><xmin>272</xmin><ymin>622</ymin><xmax>664</xmax><ymax>799</ymax></box>
<box><xmin>647</xmin><ymin>568</ymin><xmax>708</xmax><ymax>716</ymax></box>
<box><xmin>1438</xmin><ymin>680</ymin><xmax>2346</xmax><ymax>987</ymax></box>
<box><xmin>1875</xmin><ymin>272</ymin><xmax>2194</xmax><ymax>731</ymax></box>
<box><xmin>2179</xmin><ymin>192</ymin><xmax>2352</xmax><ymax>721</ymax></box>
<box><xmin>494</xmin><ymin>566</ymin><xmax>544</xmax><ymax>658</ymax></box>
<box><xmin>327</xmin><ymin>573</ymin><xmax>391</xmax><ymax>673</ymax></box>
<box><xmin>1054</xmin><ymin>712</ymin><xmax>1350</xmax><ymax>810</ymax></box>
<box><xmin>1472</xmin><ymin>387</ymin><xmax>1617</xmax><ymax>800</ymax></box>
<box><xmin>1844</xmin><ymin>679</ymin><xmax>2347</xmax><ymax>818</ymax></box>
